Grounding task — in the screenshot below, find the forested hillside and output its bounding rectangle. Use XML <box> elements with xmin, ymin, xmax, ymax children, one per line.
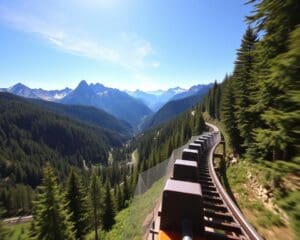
<box><xmin>143</xmin><ymin>88</ymin><xmax>209</xmax><ymax>129</ymax></box>
<box><xmin>28</xmin><ymin>98</ymin><xmax>132</xmax><ymax>137</ymax></box>
<box><xmin>201</xmin><ymin>1</ymin><xmax>300</xmax><ymax>238</ymax></box>
<box><xmin>0</xmin><ymin>93</ymin><xmax>125</xmax><ymax>216</ymax></box>
<box><xmin>131</xmin><ymin>103</ymin><xmax>206</xmax><ymax>175</ymax></box>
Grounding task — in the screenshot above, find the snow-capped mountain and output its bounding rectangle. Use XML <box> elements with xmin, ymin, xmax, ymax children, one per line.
<box><xmin>171</xmin><ymin>83</ymin><xmax>214</xmax><ymax>101</ymax></box>
<box><xmin>60</xmin><ymin>80</ymin><xmax>152</xmax><ymax>126</ymax></box>
<box><xmin>3</xmin><ymin>83</ymin><xmax>72</xmax><ymax>101</ymax></box>
<box><xmin>128</xmin><ymin>87</ymin><xmax>187</xmax><ymax>111</ymax></box>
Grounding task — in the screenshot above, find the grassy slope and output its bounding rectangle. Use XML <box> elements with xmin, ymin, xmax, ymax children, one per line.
<box><xmin>5</xmin><ymin>222</ymin><xmax>30</xmax><ymax>240</ymax></box>
<box><xmin>225</xmin><ymin>161</ymin><xmax>294</xmax><ymax>240</ymax></box>
<box><xmin>84</xmin><ymin>177</ymin><xmax>165</xmax><ymax>240</ymax></box>
<box><xmin>104</xmin><ymin>177</ymin><xmax>165</xmax><ymax>240</ymax></box>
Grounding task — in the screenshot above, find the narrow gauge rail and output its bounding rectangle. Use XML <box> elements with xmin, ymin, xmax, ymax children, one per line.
<box><xmin>150</xmin><ymin>123</ymin><xmax>262</xmax><ymax>240</ymax></box>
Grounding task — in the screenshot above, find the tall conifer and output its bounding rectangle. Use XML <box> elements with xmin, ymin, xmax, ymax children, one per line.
<box><xmin>89</xmin><ymin>171</ymin><xmax>103</xmax><ymax>240</ymax></box>
<box><xmin>115</xmin><ymin>185</ymin><xmax>123</xmax><ymax>211</ymax></box>
<box><xmin>102</xmin><ymin>182</ymin><xmax>116</xmax><ymax>231</ymax></box>
<box><xmin>122</xmin><ymin>175</ymin><xmax>130</xmax><ymax>207</ymax></box>
<box><xmin>220</xmin><ymin>78</ymin><xmax>241</xmax><ymax>152</ymax></box>
<box><xmin>66</xmin><ymin>169</ymin><xmax>89</xmax><ymax>240</ymax></box>
<box><xmin>30</xmin><ymin>165</ymin><xmax>75</xmax><ymax>240</ymax></box>
<box><xmin>233</xmin><ymin>26</ymin><xmax>257</xmax><ymax>150</ymax></box>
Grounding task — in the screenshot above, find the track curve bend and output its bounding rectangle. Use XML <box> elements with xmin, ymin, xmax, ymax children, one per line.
<box><xmin>206</xmin><ymin>123</ymin><xmax>262</xmax><ymax>240</ymax></box>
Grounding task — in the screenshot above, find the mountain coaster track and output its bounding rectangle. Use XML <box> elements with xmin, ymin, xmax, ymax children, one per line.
<box><xmin>150</xmin><ymin>123</ymin><xmax>262</xmax><ymax>240</ymax></box>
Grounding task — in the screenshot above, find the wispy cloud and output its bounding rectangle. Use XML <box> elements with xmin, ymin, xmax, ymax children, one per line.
<box><xmin>0</xmin><ymin>5</ymin><xmax>159</xmax><ymax>72</ymax></box>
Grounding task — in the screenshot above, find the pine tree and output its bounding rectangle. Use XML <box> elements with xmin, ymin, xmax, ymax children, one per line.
<box><xmin>247</xmin><ymin>0</ymin><xmax>300</xmax><ymax>160</ymax></box>
<box><xmin>115</xmin><ymin>185</ymin><xmax>123</xmax><ymax>211</ymax></box>
<box><xmin>130</xmin><ymin>169</ymin><xmax>139</xmax><ymax>194</ymax></box>
<box><xmin>183</xmin><ymin>121</ymin><xmax>192</xmax><ymax>142</ymax></box>
<box><xmin>195</xmin><ymin>109</ymin><xmax>206</xmax><ymax>134</ymax></box>
<box><xmin>30</xmin><ymin>165</ymin><xmax>75</xmax><ymax>240</ymax></box>
<box><xmin>220</xmin><ymin>78</ymin><xmax>241</xmax><ymax>153</ymax></box>
<box><xmin>167</xmin><ymin>139</ymin><xmax>173</xmax><ymax>157</ymax></box>
<box><xmin>66</xmin><ymin>169</ymin><xmax>90</xmax><ymax>240</ymax></box>
<box><xmin>214</xmin><ymin>84</ymin><xmax>221</xmax><ymax>120</ymax></box>
<box><xmin>210</xmin><ymin>81</ymin><xmax>218</xmax><ymax>118</ymax></box>
<box><xmin>102</xmin><ymin>183</ymin><xmax>116</xmax><ymax>231</ymax></box>
<box><xmin>233</xmin><ymin>26</ymin><xmax>258</xmax><ymax>150</ymax></box>
<box><xmin>89</xmin><ymin>171</ymin><xmax>103</xmax><ymax>240</ymax></box>
<box><xmin>122</xmin><ymin>175</ymin><xmax>130</xmax><ymax>207</ymax></box>
<box><xmin>251</xmin><ymin>26</ymin><xmax>300</xmax><ymax>160</ymax></box>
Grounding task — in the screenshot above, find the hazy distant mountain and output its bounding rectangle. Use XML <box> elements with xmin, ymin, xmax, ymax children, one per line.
<box><xmin>128</xmin><ymin>85</ymin><xmax>213</xmax><ymax>112</ymax></box>
<box><xmin>128</xmin><ymin>87</ymin><xmax>186</xmax><ymax>111</ymax></box>
<box><xmin>171</xmin><ymin>83</ymin><xmax>213</xmax><ymax>101</ymax></box>
<box><xmin>61</xmin><ymin>80</ymin><xmax>152</xmax><ymax>127</ymax></box>
<box><xmin>143</xmin><ymin>84</ymin><xmax>213</xmax><ymax>129</ymax></box>
<box><xmin>2</xmin><ymin>83</ymin><xmax>72</xmax><ymax>101</ymax></box>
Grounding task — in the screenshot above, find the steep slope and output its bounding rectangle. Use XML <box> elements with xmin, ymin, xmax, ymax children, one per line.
<box><xmin>61</xmin><ymin>80</ymin><xmax>152</xmax><ymax>127</ymax></box>
<box><xmin>143</xmin><ymin>85</ymin><xmax>212</xmax><ymax>129</ymax></box>
<box><xmin>28</xmin><ymin>98</ymin><xmax>132</xmax><ymax>137</ymax></box>
<box><xmin>0</xmin><ymin>93</ymin><xmax>125</xmax><ymax>188</ymax></box>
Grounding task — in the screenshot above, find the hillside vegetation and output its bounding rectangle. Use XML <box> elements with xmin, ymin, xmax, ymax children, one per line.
<box><xmin>0</xmin><ymin>93</ymin><xmax>125</xmax><ymax>216</ymax></box>
<box><xmin>143</xmin><ymin>88</ymin><xmax>209</xmax><ymax>129</ymax></box>
<box><xmin>134</xmin><ymin>104</ymin><xmax>206</xmax><ymax>172</ymax></box>
<box><xmin>28</xmin><ymin>98</ymin><xmax>132</xmax><ymax>137</ymax></box>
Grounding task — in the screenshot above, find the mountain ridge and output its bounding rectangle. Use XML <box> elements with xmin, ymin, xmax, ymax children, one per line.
<box><xmin>60</xmin><ymin>80</ymin><xmax>152</xmax><ymax>127</ymax></box>
<box><xmin>2</xmin><ymin>82</ymin><xmax>72</xmax><ymax>101</ymax></box>
<box><xmin>2</xmin><ymin>81</ymin><xmax>212</xmax><ymax>128</ymax></box>
<box><xmin>127</xmin><ymin>84</ymin><xmax>213</xmax><ymax>112</ymax></box>
<box><xmin>142</xmin><ymin>85</ymin><xmax>212</xmax><ymax>129</ymax></box>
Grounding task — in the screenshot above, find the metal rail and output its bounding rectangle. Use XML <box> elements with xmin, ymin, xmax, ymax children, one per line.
<box><xmin>206</xmin><ymin>123</ymin><xmax>262</xmax><ymax>240</ymax></box>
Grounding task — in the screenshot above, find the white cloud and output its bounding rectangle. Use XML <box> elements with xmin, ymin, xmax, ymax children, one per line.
<box><xmin>0</xmin><ymin>5</ymin><xmax>159</xmax><ymax>72</ymax></box>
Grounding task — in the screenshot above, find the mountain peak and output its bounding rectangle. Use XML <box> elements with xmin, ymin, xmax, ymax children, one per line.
<box><xmin>78</xmin><ymin>80</ymin><xmax>89</xmax><ymax>88</ymax></box>
<box><xmin>167</xmin><ymin>86</ymin><xmax>186</xmax><ymax>94</ymax></box>
<box><xmin>63</xmin><ymin>87</ymin><xmax>72</xmax><ymax>91</ymax></box>
<box><xmin>90</xmin><ymin>83</ymin><xmax>106</xmax><ymax>94</ymax></box>
<box><xmin>14</xmin><ymin>82</ymin><xmax>27</xmax><ymax>87</ymax></box>
<box><xmin>10</xmin><ymin>82</ymin><xmax>29</xmax><ymax>90</ymax></box>
<box><xmin>9</xmin><ymin>83</ymin><xmax>31</xmax><ymax>93</ymax></box>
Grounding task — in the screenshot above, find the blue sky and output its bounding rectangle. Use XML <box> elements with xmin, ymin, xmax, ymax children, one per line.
<box><xmin>0</xmin><ymin>0</ymin><xmax>252</xmax><ymax>91</ymax></box>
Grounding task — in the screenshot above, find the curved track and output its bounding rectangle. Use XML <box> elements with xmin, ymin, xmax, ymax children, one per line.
<box><xmin>203</xmin><ymin>123</ymin><xmax>262</xmax><ymax>240</ymax></box>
